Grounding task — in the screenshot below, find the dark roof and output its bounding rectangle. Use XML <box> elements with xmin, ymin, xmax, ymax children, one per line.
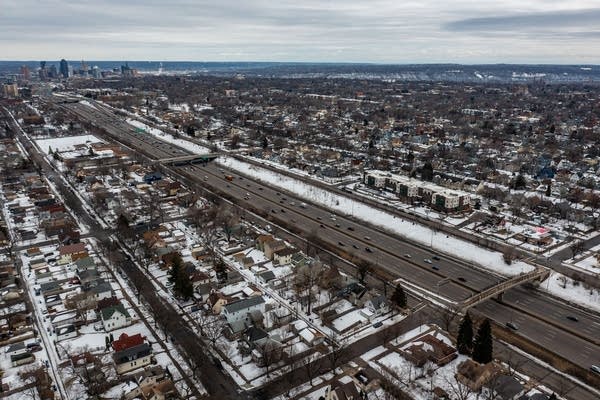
<box><xmin>258</xmin><ymin>270</ymin><xmax>276</xmax><ymax>282</ymax></box>
<box><xmin>101</xmin><ymin>304</ymin><xmax>130</xmax><ymax>321</ymax></box>
<box><xmin>244</xmin><ymin>326</ymin><xmax>268</xmax><ymax>343</ymax></box>
<box><xmin>113</xmin><ymin>343</ymin><xmax>151</xmax><ymax>364</ymax></box>
<box><xmin>493</xmin><ymin>375</ymin><xmax>524</xmax><ymax>399</ymax></box>
<box><xmin>224</xmin><ymin>296</ymin><xmax>265</xmax><ymax>314</ymax></box>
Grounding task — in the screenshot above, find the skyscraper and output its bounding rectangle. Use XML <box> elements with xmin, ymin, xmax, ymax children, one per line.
<box><xmin>59</xmin><ymin>59</ymin><xmax>70</xmax><ymax>78</ymax></box>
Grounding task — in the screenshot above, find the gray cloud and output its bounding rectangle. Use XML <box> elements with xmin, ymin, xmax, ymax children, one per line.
<box><xmin>445</xmin><ymin>8</ymin><xmax>600</xmax><ymax>33</ymax></box>
<box><xmin>1</xmin><ymin>1</ymin><xmax>600</xmax><ymax>63</ymax></box>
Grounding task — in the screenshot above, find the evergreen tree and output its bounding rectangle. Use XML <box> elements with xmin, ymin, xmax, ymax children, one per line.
<box><xmin>390</xmin><ymin>285</ymin><xmax>407</xmax><ymax>308</ymax></box>
<box><xmin>421</xmin><ymin>162</ymin><xmax>434</xmax><ymax>181</ymax></box>
<box><xmin>167</xmin><ymin>254</ymin><xmax>181</xmax><ymax>287</ymax></box>
<box><xmin>472</xmin><ymin>318</ymin><xmax>493</xmax><ymax>363</ymax></box>
<box><xmin>456</xmin><ymin>312</ymin><xmax>474</xmax><ymax>355</ymax></box>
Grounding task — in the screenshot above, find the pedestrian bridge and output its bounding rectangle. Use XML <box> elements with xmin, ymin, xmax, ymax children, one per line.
<box><xmin>460</xmin><ymin>267</ymin><xmax>550</xmax><ymax>311</ymax></box>
<box><xmin>159</xmin><ymin>153</ymin><xmax>219</xmax><ymax>165</ymax></box>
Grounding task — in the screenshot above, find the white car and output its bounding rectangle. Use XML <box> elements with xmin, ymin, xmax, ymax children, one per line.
<box><xmin>424</xmin><ymin>259</ymin><xmax>432</xmax><ymax>264</ymax></box>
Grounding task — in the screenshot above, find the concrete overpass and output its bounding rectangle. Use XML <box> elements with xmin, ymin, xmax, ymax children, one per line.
<box><xmin>460</xmin><ymin>267</ymin><xmax>551</xmax><ymax>311</ymax></box>
<box><xmin>159</xmin><ymin>153</ymin><xmax>219</xmax><ymax>165</ymax></box>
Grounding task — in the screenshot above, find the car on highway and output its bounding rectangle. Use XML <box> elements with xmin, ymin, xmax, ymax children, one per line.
<box><xmin>338</xmin><ymin>241</ymin><xmax>345</xmax><ymax>246</ymax></box>
<box><xmin>319</xmin><ymin>224</ymin><xmax>325</xmax><ymax>228</ymax></box>
<box><xmin>432</xmin><ymin>265</ymin><xmax>440</xmax><ymax>270</ymax></box>
<box><xmin>204</xmin><ymin>176</ymin><xmax>208</xmax><ymax>181</ymax></box>
<box><xmin>458</xmin><ymin>277</ymin><xmax>467</xmax><ymax>282</ymax></box>
<box><xmin>258</xmin><ymin>187</ymin><xmax>263</xmax><ymax>190</ymax></box>
<box><xmin>506</xmin><ymin>322</ymin><xmax>519</xmax><ymax>330</ymax></box>
<box><xmin>280</xmin><ymin>209</ymin><xmax>286</xmax><ymax>213</ymax></box>
<box><xmin>591</xmin><ymin>365</ymin><xmax>600</xmax><ymax>374</ymax></box>
<box><xmin>335</xmin><ymin>223</ymin><xmax>340</xmax><ymax>227</ymax></box>
<box><xmin>290</xmin><ymin>201</ymin><xmax>296</xmax><ymax>206</ymax></box>
<box><xmin>365</xmin><ymin>247</ymin><xmax>373</xmax><ymax>253</ymax></box>
<box><xmin>432</xmin><ymin>255</ymin><xmax>441</xmax><ymax>261</ymax></box>
<box><xmin>347</xmin><ymin>227</ymin><xmax>355</xmax><ymax>231</ymax></box>
<box><xmin>353</xmin><ymin>244</ymin><xmax>359</xmax><ymax>249</ymax></box>
<box><xmin>276</xmin><ymin>192</ymin><xmax>281</xmax><ymax>196</ymax></box>
<box><xmin>364</xmin><ymin>236</ymin><xmax>371</xmax><ymax>240</ymax></box>
<box><xmin>279</xmin><ymin>200</ymin><xmax>284</xmax><ymax>204</ymax></box>
<box><xmin>317</xmin><ymin>216</ymin><xmax>322</xmax><ymax>220</ymax></box>
<box><xmin>404</xmin><ymin>253</ymin><xmax>411</xmax><ymax>258</ymax></box>
<box><xmin>424</xmin><ymin>259</ymin><xmax>432</xmax><ymax>264</ymax></box>
<box><xmin>566</xmin><ymin>315</ymin><xmax>579</xmax><ymax>322</ymax></box>
<box><xmin>271</xmin><ymin>209</ymin><xmax>277</xmax><ymax>213</ymax></box>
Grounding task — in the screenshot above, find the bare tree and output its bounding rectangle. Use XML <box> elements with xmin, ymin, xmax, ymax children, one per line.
<box><xmin>255</xmin><ymin>339</ymin><xmax>282</xmax><ymax>378</ymax></box>
<box><xmin>299</xmin><ymin>351</ymin><xmax>324</xmax><ymax>386</ymax></box>
<box><xmin>326</xmin><ymin>332</ymin><xmax>349</xmax><ymax>374</ymax></box>
<box><xmin>294</xmin><ymin>261</ymin><xmax>325</xmax><ymax>314</ymax></box>
<box><xmin>197</xmin><ymin>312</ymin><xmax>226</xmax><ymax>347</ymax></box>
<box><xmin>435</xmin><ymin>306</ymin><xmax>461</xmax><ymax>333</ymax></box>
<box><xmin>444</xmin><ymin>375</ymin><xmax>473</xmax><ymax>400</ymax></box>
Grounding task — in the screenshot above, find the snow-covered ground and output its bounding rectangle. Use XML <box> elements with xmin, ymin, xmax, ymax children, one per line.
<box><xmin>36</xmin><ymin>135</ymin><xmax>104</xmax><ymax>154</ymax></box>
<box><xmin>126</xmin><ymin>118</ymin><xmax>211</xmax><ymax>155</ymax></box>
<box><xmin>541</xmin><ymin>271</ymin><xmax>600</xmax><ymax>313</ymax></box>
<box><xmin>217</xmin><ymin>156</ymin><xmax>534</xmax><ymax>277</ymax></box>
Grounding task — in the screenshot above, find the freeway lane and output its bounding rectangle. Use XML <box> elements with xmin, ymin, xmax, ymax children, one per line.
<box><xmin>180</xmin><ymin>163</ymin><xmax>478</xmax><ymax>301</ymax></box>
<box><xmin>475</xmin><ymin>300</ymin><xmax>600</xmax><ymax>368</ymax></box>
<box><xmin>183</xmin><ymin>165</ymin><xmax>600</xmax><ymax>367</ymax></box>
<box><xmin>64</xmin><ymin>99</ymin><xmax>600</xmax><ymax>371</ymax></box>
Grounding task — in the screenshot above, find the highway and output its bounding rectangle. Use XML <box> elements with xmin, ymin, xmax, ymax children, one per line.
<box><xmin>60</xmin><ymin>99</ymin><xmax>600</xmax><ymax>372</ymax></box>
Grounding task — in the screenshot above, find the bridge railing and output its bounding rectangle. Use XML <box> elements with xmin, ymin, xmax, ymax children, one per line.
<box><xmin>461</xmin><ymin>267</ymin><xmax>550</xmax><ymax>310</ymax></box>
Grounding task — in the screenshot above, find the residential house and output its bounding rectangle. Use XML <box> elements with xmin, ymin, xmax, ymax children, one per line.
<box><xmin>273</xmin><ymin>247</ymin><xmax>297</xmax><ymax>265</ymax></box>
<box><xmin>5</xmin><ymin>342</ymin><xmax>27</xmax><ymax>357</ymax></box>
<box><xmin>101</xmin><ymin>303</ymin><xmax>132</xmax><ymax>332</ymax></box>
<box><xmin>112</xmin><ymin>333</ymin><xmax>146</xmax><ymax>352</ymax></box>
<box><xmin>298</xmin><ymin>327</ymin><xmax>326</xmax><ymax>346</ymax></box>
<box><xmin>114</xmin><ymin>343</ymin><xmax>153</xmax><ymax>374</ymax></box>
<box><xmin>402</xmin><ymin>334</ymin><xmax>457</xmax><ymax>367</ymax></box>
<box><xmin>264</xmin><ymin>240</ymin><xmax>287</xmax><ymax>260</ymax></box>
<box><xmin>482</xmin><ymin>375</ymin><xmax>525</xmax><ymax>400</ymax></box>
<box><xmin>57</xmin><ymin>242</ymin><xmax>88</xmax><ymax>265</ymax></box>
<box><xmin>222</xmin><ymin>296</ymin><xmax>265</xmax><ymax>324</ymax></box>
<box><xmin>361</xmin><ymin>294</ymin><xmax>389</xmax><ymax>320</ymax></box>
<box><xmin>207</xmin><ymin>291</ymin><xmax>230</xmax><ymax>314</ymax></box>
<box><xmin>83</xmin><ymin>279</ymin><xmax>114</xmax><ymax>301</ymax></box>
<box><xmin>456</xmin><ymin>359</ymin><xmax>501</xmax><ymax>392</ymax></box>
<box><xmin>324</xmin><ymin>380</ymin><xmax>362</xmax><ymax>400</ymax></box>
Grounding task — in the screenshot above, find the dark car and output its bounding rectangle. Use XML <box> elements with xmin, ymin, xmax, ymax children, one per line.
<box><xmin>338</xmin><ymin>241</ymin><xmax>345</xmax><ymax>246</ymax></box>
<box><xmin>566</xmin><ymin>315</ymin><xmax>579</xmax><ymax>322</ymax></box>
<box><xmin>506</xmin><ymin>322</ymin><xmax>519</xmax><ymax>330</ymax></box>
<box><xmin>432</xmin><ymin>255</ymin><xmax>441</xmax><ymax>261</ymax></box>
<box><xmin>432</xmin><ymin>265</ymin><xmax>440</xmax><ymax>270</ymax></box>
<box><xmin>320</xmin><ymin>224</ymin><xmax>325</xmax><ymax>228</ymax></box>
<box><xmin>457</xmin><ymin>277</ymin><xmax>467</xmax><ymax>282</ymax></box>
<box><xmin>347</xmin><ymin>227</ymin><xmax>355</xmax><ymax>231</ymax></box>
<box><xmin>365</xmin><ymin>247</ymin><xmax>373</xmax><ymax>253</ymax></box>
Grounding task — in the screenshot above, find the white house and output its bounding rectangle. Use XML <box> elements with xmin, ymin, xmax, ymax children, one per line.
<box><xmin>101</xmin><ymin>304</ymin><xmax>132</xmax><ymax>332</ymax></box>
<box><xmin>222</xmin><ymin>296</ymin><xmax>265</xmax><ymax>324</ymax></box>
<box><xmin>113</xmin><ymin>343</ymin><xmax>152</xmax><ymax>374</ymax></box>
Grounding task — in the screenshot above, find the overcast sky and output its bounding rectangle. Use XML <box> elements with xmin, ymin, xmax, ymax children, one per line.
<box><xmin>2</xmin><ymin>0</ymin><xmax>599</xmax><ymax>63</ymax></box>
